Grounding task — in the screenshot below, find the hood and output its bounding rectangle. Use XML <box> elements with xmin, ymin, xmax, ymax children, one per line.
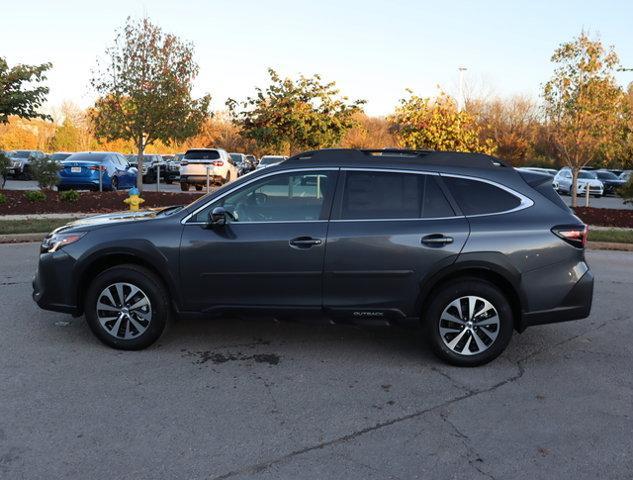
<box><xmin>55</xmin><ymin>208</ymin><xmax>176</xmax><ymax>232</ymax></box>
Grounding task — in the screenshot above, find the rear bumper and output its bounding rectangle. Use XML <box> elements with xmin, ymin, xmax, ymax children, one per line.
<box><xmin>519</xmin><ymin>269</ymin><xmax>593</xmax><ymax>330</ymax></box>
<box><xmin>58</xmin><ymin>175</ymin><xmax>110</xmax><ymax>189</ymax></box>
<box><xmin>180</xmin><ymin>174</ymin><xmax>222</xmax><ymax>184</ymax></box>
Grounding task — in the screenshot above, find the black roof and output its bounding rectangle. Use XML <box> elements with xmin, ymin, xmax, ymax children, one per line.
<box><xmin>284</xmin><ymin>149</ymin><xmax>509</xmax><ymax>170</ymax></box>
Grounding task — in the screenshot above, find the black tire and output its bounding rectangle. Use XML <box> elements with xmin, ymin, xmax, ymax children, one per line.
<box><xmin>110</xmin><ymin>176</ymin><xmax>119</xmax><ymax>191</ymax></box>
<box><xmin>224</xmin><ymin>171</ymin><xmax>231</xmax><ymax>184</ymax></box>
<box><xmin>180</xmin><ymin>182</ymin><xmax>190</xmax><ymax>191</ymax></box>
<box><xmin>195</xmin><ymin>185</ymin><xmax>203</xmax><ymax>191</ymax></box>
<box><xmin>424</xmin><ymin>278</ymin><xmax>513</xmax><ymax>367</ymax></box>
<box><xmin>84</xmin><ymin>264</ymin><xmax>170</xmax><ymax>350</ymax></box>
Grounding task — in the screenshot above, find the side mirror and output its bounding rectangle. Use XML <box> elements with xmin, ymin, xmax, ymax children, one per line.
<box><xmin>208</xmin><ymin>206</ymin><xmax>228</xmax><ymax>227</ymax></box>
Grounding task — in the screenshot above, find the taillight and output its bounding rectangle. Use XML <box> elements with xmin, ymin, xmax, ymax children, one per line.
<box><xmin>212</xmin><ymin>160</ymin><xmax>224</xmax><ymax>167</ymax></box>
<box><xmin>552</xmin><ymin>224</ymin><xmax>588</xmax><ymax>248</ymax></box>
<box><xmin>88</xmin><ymin>165</ymin><xmax>105</xmax><ymax>171</ymax></box>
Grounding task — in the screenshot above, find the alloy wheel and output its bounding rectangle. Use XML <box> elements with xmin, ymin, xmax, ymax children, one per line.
<box><xmin>96</xmin><ymin>282</ymin><xmax>152</xmax><ymax>339</ymax></box>
<box><xmin>439</xmin><ymin>296</ymin><xmax>500</xmax><ymax>356</ymax></box>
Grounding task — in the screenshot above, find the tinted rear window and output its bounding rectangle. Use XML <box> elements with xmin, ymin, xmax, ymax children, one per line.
<box><xmin>66</xmin><ymin>153</ymin><xmax>108</xmax><ymax>162</ymax></box>
<box><xmin>341</xmin><ymin>171</ymin><xmax>454</xmax><ymax>220</ymax></box>
<box><xmin>443</xmin><ymin>176</ymin><xmax>522</xmax><ymax>215</ymax></box>
<box><xmin>185</xmin><ymin>150</ymin><xmax>220</xmax><ymax>160</ymax></box>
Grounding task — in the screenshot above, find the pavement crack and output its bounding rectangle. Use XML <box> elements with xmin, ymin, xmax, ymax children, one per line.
<box><xmin>208</xmin><ymin>319</ymin><xmax>613</xmax><ymax>480</ymax></box>
<box><xmin>430</xmin><ymin>366</ymin><xmax>476</xmax><ymax>394</ymax></box>
<box><xmin>0</xmin><ymin>281</ymin><xmax>30</xmax><ymax>287</ymax></box>
<box><xmin>440</xmin><ymin>413</ymin><xmax>497</xmax><ymax>480</ymax></box>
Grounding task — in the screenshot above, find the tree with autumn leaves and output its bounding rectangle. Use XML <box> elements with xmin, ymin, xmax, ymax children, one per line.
<box><xmin>90</xmin><ymin>17</ymin><xmax>211</xmax><ymax>190</ymax></box>
<box><xmin>543</xmin><ymin>31</ymin><xmax>625</xmax><ymax>206</ymax></box>
<box><xmin>389</xmin><ymin>90</ymin><xmax>497</xmax><ymax>154</ymax></box>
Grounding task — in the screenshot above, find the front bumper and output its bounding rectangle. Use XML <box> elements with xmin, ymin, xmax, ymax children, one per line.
<box><xmin>32</xmin><ymin>250</ymin><xmax>80</xmax><ymax>315</ymax></box>
<box><xmin>520</xmin><ymin>269</ymin><xmax>594</xmax><ymax>330</ymax></box>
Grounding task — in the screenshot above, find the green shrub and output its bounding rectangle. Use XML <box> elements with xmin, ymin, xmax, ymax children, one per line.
<box><xmin>0</xmin><ymin>192</ymin><xmax>6</xmax><ymax>204</ymax></box>
<box><xmin>0</xmin><ymin>152</ymin><xmax>9</xmax><ymax>188</ymax></box>
<box><xmin>618</xmin><ymin>177</ymin><xmax>633</xmax><ymax>205</ymax></box>
<box><xmin>24</xmin><ymin>190</ymin><xmax>46</xmax><ymax>202</ymax></box>
<box><xmin>59</xmin><ymin>189</ymin><xmax>80</xmax><ymax>202</ymax></box>
<box><xmin>30</xmin><ymin>156</ymin><xmax>61</xmax><ymax>189</ymax></box>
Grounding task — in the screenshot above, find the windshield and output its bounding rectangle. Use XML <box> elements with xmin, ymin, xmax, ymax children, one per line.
<box><xmin>184</xmin><ymin>150</ymin><xmax>221</xmax><ymax>160</ymax></box>
<box><xmin>230</xmin><ymin>153</ymin><xmax>243</xmax><ymax>164</ymax></box>
<box><xmin>578</xmin><ymin>171</ymin><xmax>597</xmax><ymax>179</ymax></box>
<box><xmin>596</xmin><ymin>171</ymin><xmax>618</xmax><ymax>180</ymax></box>
<box><xmin>50</xmin><ymin>153</ymin><xmax>72</xmax><ymax>161</ymax></box>
<box><xmin>13</xmin><ymin>151</ymin><xmax>34</xmax><ymax>158</ymax></box>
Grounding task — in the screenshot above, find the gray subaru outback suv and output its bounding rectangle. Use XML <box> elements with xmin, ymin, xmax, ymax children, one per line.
<box><xmin>33</xmin><ymin>149</ymin><xmax>593</xmax><ymax>366</ymax></box>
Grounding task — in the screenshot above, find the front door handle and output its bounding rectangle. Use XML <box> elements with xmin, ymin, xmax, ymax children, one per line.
<box><xmin>421</xmin><ymin>234</ymin><xmax>454</xmax><ymax>247</ymax></box>
<box><xmin>289</xmin><ymin>236</ymin><xmax>323</xmax><ymax>249</ymax></box>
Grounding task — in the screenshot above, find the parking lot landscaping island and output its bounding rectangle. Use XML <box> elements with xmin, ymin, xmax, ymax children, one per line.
<box><xmin>0</xmin><ymin>190</ymin><xmax>206</xmax><ymax>215</ymax></box>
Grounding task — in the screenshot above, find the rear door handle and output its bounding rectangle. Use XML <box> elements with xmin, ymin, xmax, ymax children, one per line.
<box><xmin>421</xmin><ymin>234</ymin><xmax>454</xmax><ymax>247</ymax></box>
<box><xmin>289</xmin><ymin>236</ymin><xmax>323</xmax><ymax>249</ymax></box>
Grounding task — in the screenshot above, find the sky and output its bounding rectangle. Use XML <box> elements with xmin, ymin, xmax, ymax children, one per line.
<box><xmin>3</xmin><ymin>0</ymin><xmax>633</xmax><ymax>116</ymax></box>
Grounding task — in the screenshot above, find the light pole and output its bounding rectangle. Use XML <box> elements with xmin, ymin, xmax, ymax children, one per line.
<box><xmin>458</xmin><ymin>66</ymin><xmax>467</xmax><ymax>111</ymax></box>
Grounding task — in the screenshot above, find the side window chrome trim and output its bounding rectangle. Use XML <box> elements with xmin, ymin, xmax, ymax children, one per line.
<box><xmin>180</xmin><ymin>167</ymin><xmax>339</xmax><ymax>224</ymax></box>
<box><xmin>440</xmin><ymin>172</ymin><xmax>534</xmax><ymax>217</ymax></box>
<box><xmin>330</xmin><ymin>216</ymin><xmax>464</xmax><ymax>223</ymax></box>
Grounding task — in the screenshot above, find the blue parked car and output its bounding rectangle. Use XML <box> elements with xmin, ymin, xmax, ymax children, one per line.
<box><xmin>58</xmin><ymin>152</ymin><xmax>137</xmax><ymax>191</ymax></box>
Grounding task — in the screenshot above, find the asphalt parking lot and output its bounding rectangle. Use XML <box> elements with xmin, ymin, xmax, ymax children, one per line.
<box><xmin>1</xmin><ymin>244</ymin><xmax>632</xmax><ymax>480</ymax></box>
<box><xmin>3</xmin><ymin>179</ymin><xmax>633</xmax><ymax>209</ymax></box>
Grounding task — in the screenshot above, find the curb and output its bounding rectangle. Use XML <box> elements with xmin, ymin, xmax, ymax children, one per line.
<box><xmin>0</xmin><ymin>233</ymin><xmax>46</xmax><ymax>244</ymax></box>
<box><xmin>587</xmin><ymin>241</ymin><xmax>633</xmax><ymax>252</ymax></box>
<box><xmin>0</xmin><ymin>213</ymin><xmax>89</xmax><ymax>221</ymax></box>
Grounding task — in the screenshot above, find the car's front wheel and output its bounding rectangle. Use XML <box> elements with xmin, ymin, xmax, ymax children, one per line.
<box><xmin>84</xmin><ymin>265</ymin><xmax>169</xmax><ymax>350</ymax></box>
<box><xmin>425</xmin><ymin>278</ymin><xmax>513</xmax><ymax>367</ymax></box>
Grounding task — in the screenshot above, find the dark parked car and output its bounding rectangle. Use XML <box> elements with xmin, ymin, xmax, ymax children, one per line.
<box><xmin>33</xmin><ymin>149</ymin><xmax>593</xmax><ymax>366</ymax></box>
<box><xmin>594</xmin><ymin>169</ymin><xmax>627</xmax><ymax>195</ymax></box>
<box><xmin>58</xmin><ymin>152</ymin><xmax>137</xmax><ymax>191</ymax></box>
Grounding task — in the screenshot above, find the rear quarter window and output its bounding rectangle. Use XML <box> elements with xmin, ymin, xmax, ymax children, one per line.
<box><xmin>443</xmin><ymin>176</ymin><xmax>522</xmax><ymax>216</ymax></box>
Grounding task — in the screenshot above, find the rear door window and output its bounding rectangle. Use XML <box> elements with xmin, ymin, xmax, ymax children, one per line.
<box><xmin>442</xmin><ymin>176</ymin><xmax>522</xmax><ymax>216</ymax></box>
<box><xmin>339</xmin><ymin>170</ymin><xmax>454</xmax><ymax>220</ymax></box>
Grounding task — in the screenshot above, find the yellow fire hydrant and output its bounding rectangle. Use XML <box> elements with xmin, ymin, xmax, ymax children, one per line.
<box><xmin>124</xmin><ymin>187</ymin><xmax>145</xmax><ymax>211</ymax></box>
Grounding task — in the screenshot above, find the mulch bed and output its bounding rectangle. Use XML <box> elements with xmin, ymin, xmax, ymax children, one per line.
<box><xmin>1</xmin><ymin>190</ymin><xmax>632</xmax><ymax>228</ymax></box>
<box><xmin>574</xmin><ymin>207</ymin><xmax>633</xmax><ymax>229</ymax></box>
<box><xmin>0</xmin><ymin>190</ymin><xmax>205</xmax><ymax>215</ymax></box>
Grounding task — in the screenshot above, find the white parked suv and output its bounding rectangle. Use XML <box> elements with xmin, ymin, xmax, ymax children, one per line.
<box><xmin>179</xmin><ymin>148</ymin><xmax>239</xmax><ymax>191</ymax></box>
<box><xmin>553</xmin><ymin>168</ymin><xmax>604</xmax><ymax>197</ymax></box>
<box><xmin>256</xmin><ymin>155</ymin><xmax>288</xmax><ymax>170</ymax></box>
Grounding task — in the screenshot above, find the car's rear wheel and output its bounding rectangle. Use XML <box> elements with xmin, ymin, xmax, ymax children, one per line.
<box><xmin>224</xmin><ymin>171</ymin><xmax>231</xmax><ymax>184</ymax></box>
<box><xmin>85</xmin><ymin>265</ymin><xmax>169</xmax><ymax>350</ymax></box>
<box><xmin>424</xmin><ymin>279</ymin><xmax>513</xmax><ymax>367</ymax></box>
<box><xmin>110</xmin><ymin>176</ymin><xmax>118</xmax><ymax>191</ymax></box>
<box><xmin>180</xmin><ymin>182</ymin><xmax>190</xmax><ymax>191</ymax></box>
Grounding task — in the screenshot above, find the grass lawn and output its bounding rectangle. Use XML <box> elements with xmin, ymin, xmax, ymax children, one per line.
<box><xmin>0</xmin><ymin>218</ymin><xmax>78</xmax><ymax>235</ymax></box>
<box><xmin>588</xmin><ymin>228</ymin><xmax>633</xmax><ymax>244</ymax></box>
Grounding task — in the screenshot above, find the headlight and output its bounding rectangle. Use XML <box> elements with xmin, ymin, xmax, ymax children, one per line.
<box><xmin>41</xmin><ymin>232</ymin><xmax>86</xmax><ymax>253</ymax></box>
